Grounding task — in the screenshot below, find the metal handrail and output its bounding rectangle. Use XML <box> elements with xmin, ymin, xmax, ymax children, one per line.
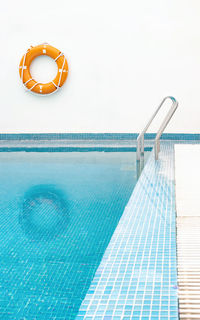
<box><xmin>137</xmin><ymin>96</ymin><xmax>178</xmax><ymax>162</ymax></box>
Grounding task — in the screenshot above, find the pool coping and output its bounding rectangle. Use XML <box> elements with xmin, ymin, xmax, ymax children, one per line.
<box><xmin>175</xmin><ymin>145</ymin><xmax>200</xmax><ymax>319</ymax></box>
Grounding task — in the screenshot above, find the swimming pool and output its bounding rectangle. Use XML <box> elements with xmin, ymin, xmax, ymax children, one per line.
<box><xmin>76</xmin><ymin>142</ymin><xmax>179</xmax><ymax>320</ymax></box>
<box><xmin>0</xmin><ymin>151</ymin><xmax>147</xmax><ymax>319</ymax></box>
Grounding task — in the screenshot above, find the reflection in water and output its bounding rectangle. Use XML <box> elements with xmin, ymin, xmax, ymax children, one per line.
<box><xmin>19</xmin><ymin>184</ymin><xmax>69</xmax><ymax>241</ymax></box>
<box><xmin>136</xmin><ymin>154</ymin><xmax>144</xmax><ymax>180</ymax></box>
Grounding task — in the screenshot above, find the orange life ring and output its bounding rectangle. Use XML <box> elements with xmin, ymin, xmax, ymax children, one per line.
<box><xmin>19</xmin><ymin>44</ymin><xmax>68</xmax><ymax>95</ymax></box>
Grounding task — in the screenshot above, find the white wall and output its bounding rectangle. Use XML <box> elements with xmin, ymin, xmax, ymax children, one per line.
<box><xmin>0</xmin><ymin>0</ymin><xmax>200</xmax><ymax>133</ymax></box>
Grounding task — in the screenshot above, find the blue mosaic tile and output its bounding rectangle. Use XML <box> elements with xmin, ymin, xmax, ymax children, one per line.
<box><xmin>0</xmin><ymin>138</ymin><xmax>199</xmax><ymax>319</ymax></box>
<box><xmin>76</xmin><ymin>142</ymin><xmax>179</xmax><ymax>319</ymax></box>
<box><xmin>0</xmin><ymin>133</ymin><xmax>199</xmax><ymax>141</ymax></box>
<box><xmin>0</xmin><ymin>152</ymin><xmax>142</xmax><ymax>319</ymax></box>
<box><xmin>0</xmin><ymin>147</ymin><xmax>152</xmax><ymax>153</ymax></box>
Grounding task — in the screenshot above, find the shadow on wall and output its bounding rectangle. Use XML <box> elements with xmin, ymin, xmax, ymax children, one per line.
<box><xmin>19</xmin><ymin>184</ymin><xmax>69</xmax><ymax>241</ymax></box>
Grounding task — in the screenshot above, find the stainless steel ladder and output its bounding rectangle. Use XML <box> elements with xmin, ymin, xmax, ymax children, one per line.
<box><xmin>136</xmin><ymin>96</ymin><xmax>178</xmax><ymax>176</ymax></box>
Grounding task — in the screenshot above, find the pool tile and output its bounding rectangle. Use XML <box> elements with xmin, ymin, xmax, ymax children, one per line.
<box><xmin>77</xmin><ymin>142</ymin><xmax>179</xmax><ymax>319</ymax></box>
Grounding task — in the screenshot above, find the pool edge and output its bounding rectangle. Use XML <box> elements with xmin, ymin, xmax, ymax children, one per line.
<box><xmin>76</xmin><ymin>142</ymin><xmax>179</xmax><ymax>320</ymax></box>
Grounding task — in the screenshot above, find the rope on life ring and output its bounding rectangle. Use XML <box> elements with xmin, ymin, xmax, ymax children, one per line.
<box><xmin>19</xmin><ymin>43</ymin><xmax>69</xmax><ymax>95</ymax></box>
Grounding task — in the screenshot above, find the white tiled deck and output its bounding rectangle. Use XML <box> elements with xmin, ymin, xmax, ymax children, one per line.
<box><xmin>175</xmin><ymin>145</ymin><xmax>200</xmax><ymax>319</ymax></box>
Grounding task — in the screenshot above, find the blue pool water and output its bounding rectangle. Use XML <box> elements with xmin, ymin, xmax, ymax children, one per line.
<box><xmin>0</xmin><ymin>151</ymin><xmax>145</xmax><ymax>319</ymax></box>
